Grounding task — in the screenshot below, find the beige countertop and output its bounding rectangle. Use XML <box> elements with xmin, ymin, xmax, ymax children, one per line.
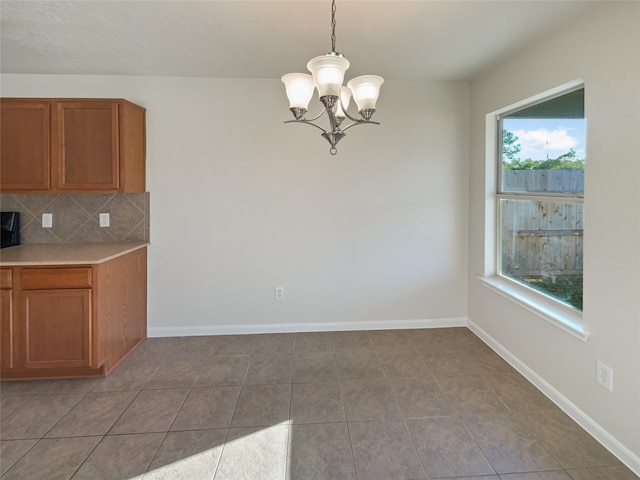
<box><xmin>0</xmin><ymin>242</ymin><xmax>148</xmax><ymax>266</ymax></box>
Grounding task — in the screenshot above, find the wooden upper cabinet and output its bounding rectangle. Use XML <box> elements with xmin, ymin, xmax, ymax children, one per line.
<box><xmin>0</xmin><ymin>100</ymin><xmax>51</xmax><ymax>190</ymax></box>
<box><xmin>0</xmin><ymin>98</ymin><xmax>145</xmax><ymax>193</ymax></box>
<box><xmin>54</xmin><ymin>102</ymin><xmax>120</xmax><ymax>190</ymax></box>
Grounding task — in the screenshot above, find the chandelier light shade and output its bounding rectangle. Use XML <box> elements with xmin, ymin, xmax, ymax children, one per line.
<box><xmin>347</xmin><ymin>75</ymin><xmax>384</xmax><ymax>115</ymax></box>
<box><xmin>334</xmin><ymin>86</ymin><xmax>352</xmax><ymax>119</ymax></box>
<box><xmin>281</xmin><ymin>73</ymin><xmax>315</xmax><ymax>110</ymax></box>
<box><xmin>306</xmin><ymin>54</ymin><xmax>350</xmax><ymax>98</ymax></box>
<box><xmin>281</xmin><ymin>0</ymin><xmax>384</xmax><ymax>155</ymax></box>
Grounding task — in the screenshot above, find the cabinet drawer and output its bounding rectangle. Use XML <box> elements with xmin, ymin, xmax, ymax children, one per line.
<box><xmin>0</xmin><ymin>269</ymin><xmax>11</xmax><ymax>289</ymax></box>
<box><xmin>21</xmin><ymin>268</ymin><xmax>92</xmax><ymax>290</ymax></box>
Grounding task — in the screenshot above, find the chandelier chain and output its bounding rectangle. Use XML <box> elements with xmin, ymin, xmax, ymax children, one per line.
<box><xmin>331</xmin><ymin>0</ymin><xmax>337</xmax><ymax>52</ymax></box>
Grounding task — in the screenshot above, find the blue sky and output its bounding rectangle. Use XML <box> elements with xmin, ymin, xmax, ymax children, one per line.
<box><xmin>503</xmin><ymin>118</ymin><xmax>585</xmax><ymax>161</ymax></box>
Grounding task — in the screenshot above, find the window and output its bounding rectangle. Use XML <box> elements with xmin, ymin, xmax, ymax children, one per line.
<box><xmin>497</xmin><ymin>87</ymin><xmax>584</xmax><ymax>312</ymax></box>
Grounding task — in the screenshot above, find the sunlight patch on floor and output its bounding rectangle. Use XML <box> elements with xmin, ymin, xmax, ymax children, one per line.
<box><xmin>140</xmin><ymin>421</ymin><xmax>292</xmax><ymax>480</ymax></box>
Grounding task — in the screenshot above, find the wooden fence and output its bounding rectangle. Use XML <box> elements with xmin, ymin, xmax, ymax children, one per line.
<box><xmin>501</xmin><ymin>170</ymin><xmax>584</xmax><ymax>277</ymax></box>
<box><xmin>503</xmin><ymin>170</ymin><xmax>584</xmax><ymax>194</ymax></box>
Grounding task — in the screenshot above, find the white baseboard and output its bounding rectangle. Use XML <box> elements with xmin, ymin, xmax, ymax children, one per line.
<box><xmin>147</xmin><ymin>317</ymin><xmax>467</xmax><ymax>338</ymax></box>
<box><xmin>467</xmin><ymin>319</ymin><xmax>640</xmax><ymax>477</ymax></box>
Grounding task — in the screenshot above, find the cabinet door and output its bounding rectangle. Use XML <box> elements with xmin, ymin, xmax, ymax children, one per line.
<box><xmin>54</xmin><ymin>101</ymin><xmax>120</xmax><ymax>191</ymax></box>
<box><xmin>0</xmin><ymin>100</ymin><xmax>51</xmax><ymax>190</ymax></box>
<box><xmin>0</xmin><ymin>289</ymin><xmax>14</xmax><ymax>369</ymax></box>
<box><xmin>21</xmin><ymin>289</ymin><xmax>92</xmax><ymax>369</ymax></box>
<box><xmin>0</xmin><ymin>269</ymin><xmax>14</xmax><ymax>369</ymax></box>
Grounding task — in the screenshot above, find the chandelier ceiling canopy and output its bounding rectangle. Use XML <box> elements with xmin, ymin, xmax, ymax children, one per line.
<box><xmin>281</xmin><ymin>0</ymin><xmax>384</xmax><ymax>155</ymax></box>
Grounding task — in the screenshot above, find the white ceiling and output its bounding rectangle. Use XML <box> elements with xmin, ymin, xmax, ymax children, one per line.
<box><xmin>1</xmin><ymin>0</ymin><xmax>600</xmax><ymax>81</ymax></box>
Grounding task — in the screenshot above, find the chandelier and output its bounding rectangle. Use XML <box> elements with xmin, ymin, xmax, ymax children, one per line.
<box><xmin>281</xmin><ymin>0</ymin><xmax>384</xmax><ymax>155</ymax></box>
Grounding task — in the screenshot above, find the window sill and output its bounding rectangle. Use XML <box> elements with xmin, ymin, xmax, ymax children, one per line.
<box><xmin>479</xmin><ymin>275</ymin><xmax>589</xmax><ymax>342</ymax></box>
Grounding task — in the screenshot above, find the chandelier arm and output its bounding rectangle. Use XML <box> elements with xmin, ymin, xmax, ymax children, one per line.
<box><xmin>340</xmin><ymin>120</ymin><xmax>380</xmax><ymax>133</ymax></box>
<box><xmin>283</xmin><ymin>119</ymin><xmax>329</xmax><ymax>134</ymax></box>
<box><xmin>340</xmin><ymin>107</ymin><xmax>365</xmax><ymax>123</ymax></box>
<box><xmin>327</xmin><ymin>108</ymin><xmax>341</xmax><ymax>133</ymax></box>
<box><xmin>303</xmin><ymin>107</ymin><xmax>328</xmax><ymax>122</ymax></box>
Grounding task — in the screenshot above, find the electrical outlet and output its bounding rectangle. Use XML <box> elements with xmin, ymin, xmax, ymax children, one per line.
<box><xmin>275</xmin><ymin>287</ymin><xmax>285</xmax><ymax>301</ymax></box>
<box><xmin>596</xmin><ymin>360</ymin><xmax>613</xmax><ymax>392</ymax></box>
<box><xmin>99</xmin><ymin>213</ymin><xmax>110</xmax><ymax>227</ymax></box>
<box><xmin>42</xmin><ymin>213</ymin><xmax>53</xmax><ymax>228</ymax></box>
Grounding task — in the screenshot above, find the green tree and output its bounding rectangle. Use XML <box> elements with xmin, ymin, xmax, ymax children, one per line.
<box><xmin>506</xmin><ymin>156</ymin><xmax>584</xmax><ymax>171</ymax></box>
<box><xmin>555</xmin><ymin>148</ymin><xmax>576</xmax><ymax>160</ymax></box>
<box><xmin>502</xmin><ymin>130</ymin><xmax>583</xmax><ymax>170</ymax></box>
<box><xmin>502</xmin><ymin>130</ymin><xmax>521</xmax><ymax>162</ymax></box>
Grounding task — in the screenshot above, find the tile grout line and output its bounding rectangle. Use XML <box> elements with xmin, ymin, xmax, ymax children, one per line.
<box><xmin>212</xmin><ymin>363</ymin><xmax>246</xmax><ymax>480</ymax></box>
<box><xmin>341</xmin><ymin>390</ymin><xmax>361</xmax><ymax>480</ymax></box>
<box><xmin>0</xmin><ymin>437</ymin><xmax>39</xmax><ymax>478</ymax></box>
<box><xmin>209</xmin><ymin>428</ymin><xmax>230</xmax><ymax>480</ymax></box>
<box><xmin>459</xmin><ymin>415</ymin><xmax>501</xmax><ymax>477</ymax></box>
<box><xmin>140</xmin><ymin>385</ymin><xmax>193</xmax><ymax>478</ymax></box>
<box><xmin>2</xmin><ymin>378</ymin><xmax>115</xmax><ymax>479</ymax></box>
<box><xmin>67</xmin><ymin>434</ymin><xmax>106</xmax><ymax>480</ymax></box>
<box><xmin>285</xmin><ymin>354</ymin><xmax>294</xmax><ymax>480</ymax></box>
<box><xmin>400</xmin><ymin>416</ymin><xmax>430</xmax><ymax>480</ymax></box>
<box><xmin>31</xmin><ymin>388</ymin><xmax>90</xmax><ymax>440</ymax></box>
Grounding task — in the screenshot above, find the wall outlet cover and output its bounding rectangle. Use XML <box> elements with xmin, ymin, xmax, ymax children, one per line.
<box><xmin>42</xmin><ymin>213</ymin><xmax>52</xmax><ymax>228</ymax></box>
<box><xmin>99</xmin><ymin>213</ymin><xmax>110</xmax><ymax>227</ymax></box>
<box><xmin>596</xmin><ymin>360</ymin><xmax>613</xmax><ymax>392</ymax></box>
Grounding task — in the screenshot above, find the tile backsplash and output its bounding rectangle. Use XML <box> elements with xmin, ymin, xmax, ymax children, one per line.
<box><xmin>0</xmin><ymin>192</ymin><xmax>150</xmax><ymax>244</ymax></box>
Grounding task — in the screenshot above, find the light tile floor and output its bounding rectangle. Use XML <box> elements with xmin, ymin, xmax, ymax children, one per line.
<box><xmin>1</xmin><ymin>328</ymin><xmax>638</xmax><ymax>480</ymax></box>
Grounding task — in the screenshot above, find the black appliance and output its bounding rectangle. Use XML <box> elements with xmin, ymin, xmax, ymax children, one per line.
<box><xmin>1</xmin><ymin>212</ymin><xmax>20</xmax><ymax>248</ymax></box>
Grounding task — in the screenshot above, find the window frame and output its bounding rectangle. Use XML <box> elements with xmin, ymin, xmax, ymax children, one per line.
<box><xmin>480</xmin><ymin>81</ymin><xmax>589</xmax><ymax>341</ymax></box>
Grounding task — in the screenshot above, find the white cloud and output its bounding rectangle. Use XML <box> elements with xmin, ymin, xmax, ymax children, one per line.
<box><xmin>513</xmin><ymin>128</ymin><xmax>578</xmax><ymax>160</ymax></box>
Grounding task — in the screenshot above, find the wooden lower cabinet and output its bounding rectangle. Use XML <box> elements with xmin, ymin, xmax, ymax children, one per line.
<box><xmin>0</xmin><ymin>270</ymin><xmax>14</xmax><ymax>370</ymax></box>
<box><xmin>22</xmin><ymin>288</ymin><xmax>92</xmax><ymax>369</ymax></box>
<box><xmin>0</xmin><ymin>247</ymin><xmax>147</xmax><ymax>380</ymax></box>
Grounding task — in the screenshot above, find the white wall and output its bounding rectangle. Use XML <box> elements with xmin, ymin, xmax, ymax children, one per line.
<box><xmin>1</xmin><ymin>75</ymin><xmax>469</xmax><ymax>333</ymax></box>
<box><xmin>468</xmin><ymin>1</ymin><xmax>640</xmax><ymax>470</ymax></box>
